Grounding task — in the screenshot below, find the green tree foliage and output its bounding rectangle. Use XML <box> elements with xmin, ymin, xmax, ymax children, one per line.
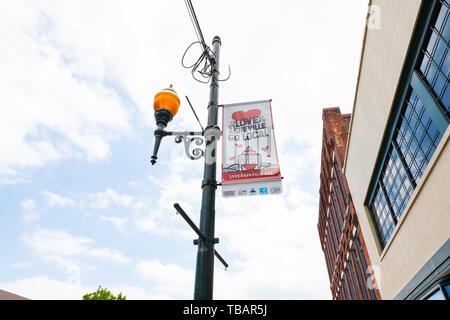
<box><xmin>82</xmin><ymin>285</ymin><xmax>126</xmax><ymax>300</ymax></box>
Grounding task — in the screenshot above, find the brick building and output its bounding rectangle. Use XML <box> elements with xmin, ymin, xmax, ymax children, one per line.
<box><xmin>317</xmin><ymin>107</ymin><xmax>381</xmax><ymax>300</ymax></box>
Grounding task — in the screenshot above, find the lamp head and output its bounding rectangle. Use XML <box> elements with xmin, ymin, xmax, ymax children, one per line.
<box><xmin>153</xmin><ymin>85</ymin><xmax>180</xmax><ymax>128</ymax></box>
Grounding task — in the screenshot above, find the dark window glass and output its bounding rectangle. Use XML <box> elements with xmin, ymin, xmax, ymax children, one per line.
<box><xmin>328</xmin><ymin>216</ymin><xmax>338</xmax><ymax>258</ymax></box>
<box><xmin>331</xmin><ymin>189</ymin><xmax>343</xmax><ymax>232</ymax></box>
<box><xmin>325</xmin><ymin>243</ymin><xmax>333</xmax><ymax>277</ymax></box>
<box><xmin>334</xmin><ymin>159</ymin><xmax>349</xmax><ymax>203</ymax></box>
<box><xmin>351</xmin><ymin>249</ymin><xmax>369</xmax><ymax>300</ymax></box>
<box><xmin>329</xmin><ymin>197</ymin><xmax>342</xmax><ymax>236</ymax></box>
<box><xmin>417</xmin><ymin>0</ymin><xmax>450</xmax><ymax>118</ymax></box>
<box><xmin>343</xmin><ymin>276</ymin><xmax>351</xmax><ymax>300</ymax></box>
<box><xmin>348</xmin><ymin>260</ymin><xmax>361</xmax><ymax>300</ymax></box>
<box><xmin>345</xmin><ymin>267</ymin><xmax>357</xmax><ymax>300</ymax></box>
<box><xmin>332</xmin><ymin>175</ymin><xmax>346</xmax><ymax>219</ymax></box>
<box><xmin>369</xmin><ymin>88</ymin><xmax>443</xmax><ymax>248</ymax></box>
<box><xmin>444</xmin><ymin>284</ymin><xmax>450</xmax><ymax>298</ymax></box>
<box><xmin>339</xmin><ymin>289</ymin><xmax>344</xmax><ymax>300</ymax></box>
<box><xmin>370</xmin><ymin>184</ymin><xmax>396</xmax><ymax>247</ymax></box>
<box><xmin>395</xmin><ymin>91</ymin><xmax>443</xmax><ymax>184</ymax></box>
<box><xmin>355</xmin><ymin>234</ymin><xmax>377</xmax><ymax>300</ymax></box>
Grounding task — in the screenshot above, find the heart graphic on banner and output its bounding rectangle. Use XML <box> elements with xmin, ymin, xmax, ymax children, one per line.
<box><xmin>232</xmin><ymin>109</ymin><xmax>261</xmax><ymax>121</ymax></box>
<box><xmin>235</xmin><ymin>143</ymin><xmax>243</xmax><ymax>148</ymax></box>
<box><xmin>261</xmin><ymin>146</ymin><xmax>269</xmax><ymax>152</ymax></box>
<box><xmin>244</xmin><ymin>164</ymin><xmax>257</xmax><ymax>171</ymax></box>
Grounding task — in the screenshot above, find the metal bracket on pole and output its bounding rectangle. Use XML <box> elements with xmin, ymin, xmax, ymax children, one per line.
<box><xmin>201</xmin><ymin>179</ymin><xmax>219</xmax><ymax>189</ymax></box>
<box><xmin>151</xmin><ymin>128</ymin><xmax>204</xmax><ymax>164</ymax></box>
<box><xmin>152</xmin><ymin>126</ymin><xmax>220</xmax><ymax>163</ymax></box>
<box><xmin>174</xmin><ymin>132</ymin><xmax>205</xmax><ymax>160</ymax></box>
<box><xmin>173</xmin><ymin>203</ymin><xmax>229</xmax><ymax>270</ymax></box>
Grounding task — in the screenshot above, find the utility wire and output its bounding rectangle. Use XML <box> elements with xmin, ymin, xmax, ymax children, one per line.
<box><xmin>182</xmin><ymin>0</ymin><xmax>230</xmax><ymax>83</ymax></box>
<box><xmin>184</xmin><ymin>0</ymin><xmax>207</xmax><ymax>49</ymax></box>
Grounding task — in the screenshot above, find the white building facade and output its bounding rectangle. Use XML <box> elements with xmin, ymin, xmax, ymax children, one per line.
<box><xmin>344</xmin><ymin>0</ymin><xmax>450</xmax><ymax>299</ymax></box>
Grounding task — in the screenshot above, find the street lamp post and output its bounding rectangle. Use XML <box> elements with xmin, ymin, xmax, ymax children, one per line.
<box><xmin>194</xmin><ymin>35</ymin><xmax>221</xmax><ymax>300</ymax></box>
<box><xmin>150</xmin><ymin>36</ymin><xmax>223</xmax><ymax>300</ymax></box>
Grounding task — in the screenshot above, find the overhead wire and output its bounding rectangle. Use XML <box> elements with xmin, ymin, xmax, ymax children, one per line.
<box><xmin>184</xmin><ymin>0</ymin><xmax>206</xmax><ymax>48</ymax></box>
<box><xmin>181</xmin><ymin>0</ymin><xmax>230</xmax><ymax>84</ymax></box>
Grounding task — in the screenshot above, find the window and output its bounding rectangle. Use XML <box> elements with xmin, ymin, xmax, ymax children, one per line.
<box><xmin>330</xmin><ymin>189</ymin><xmax>343</xmax><ymax>232</ymax></box>
<box><xmin>355</xmin><ymin>234</ymin><xmax>378</xmax><ymax>300</ymax></box>
<box><xmin>343</xmin><ymin>277</ymin><xmax>351</xmax><ymax>300</ymax></box>
<box><xmin>425</xmin><ymin>288</ymin><xmax>446</xmax><ymax>300</ymax></box>
<box><xmin>332</xmin><ymin>175</ymin><xmax>346</xmax><ymax>219</ymax></box>
<box><xmin>334</xmin><ymin>158</ymin><xmax>349</xmax><ymax>203</ymax></box>
<box><xmin>324</xmin><ymin>245</ymin><xmax>333</xmax><ymax>278</ymax></box>
<box><xmin>418</xmin><ymin>0</ymin><xmax>450</xmax><ymax>118</ymax></box>
<box><xmin>367</xmin><ymin>0</ymin><xmax>449</xmax><ymax>249</ymax></box>
<box><xmin>328</xmin><ymin>215</ymin><xmax>338</xmax><ymax>258</ymax></box>
<box><xmin>422</xmin><ymin>278</ymin><xmax>450</xmax><ymax>300</ymax></box>
<box><xmin>444</xmin><ymin>283</ymin><xmax>450</xmax><ymax>298</ymax></box>
<box><xmin>370</xmin><ymin>89</ymin><xmax>442</xmax><ymax>247</ymax></box>
<box><xmin>347</xmin><ymin>260</ymin><xmax>361</xmax><ymax>300</ymax></box>
<box><xmin>351</xmin><ymin>249</ymin><xmax>369</xmax><ymax>300</ymax></box>
<box><xmin>345</xmin><ymin>267</ymin><xmax>357</xmax><ymax>300</ymax></box>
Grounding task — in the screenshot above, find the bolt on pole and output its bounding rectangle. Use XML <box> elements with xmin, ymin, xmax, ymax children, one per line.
<box><xmin>194</xmin><ymin>35</ymin><xmax>221</xmax><ymax>300</ymax></box>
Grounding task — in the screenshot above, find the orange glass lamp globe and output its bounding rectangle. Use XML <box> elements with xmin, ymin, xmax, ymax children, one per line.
<box><xmin>153</xmin><ymin>84</ymin><xmax>181</xmax><ymax>117</ymax></box>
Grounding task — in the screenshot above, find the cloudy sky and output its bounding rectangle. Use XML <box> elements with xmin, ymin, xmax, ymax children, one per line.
<box><xmin>0</xmin><ymin>0</ymin><xmax>369</xmax><ymax>299</ymax></box>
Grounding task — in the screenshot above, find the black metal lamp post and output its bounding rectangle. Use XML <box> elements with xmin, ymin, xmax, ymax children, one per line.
<box><xmin>193</xmin><ymin>35</ymin><xmax>221</xmax><ymax>300</ymax></box>
<box><xmin>150</xmin><ymin>36</ymin><xmax>225</xmax><ymax>300</ymax></box>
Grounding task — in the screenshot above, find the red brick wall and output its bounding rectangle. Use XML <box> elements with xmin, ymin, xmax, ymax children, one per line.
<box><xmin>317</xmin><ymin>107</ymin><xmax>381</xmax><ymax>300</ymax></box>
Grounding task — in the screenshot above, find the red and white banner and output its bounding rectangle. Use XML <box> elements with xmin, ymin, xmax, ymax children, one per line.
<box><xmin>221</xmin><ymin>100</ymin><xmax>282</xmax><ymax>197</ymax></box>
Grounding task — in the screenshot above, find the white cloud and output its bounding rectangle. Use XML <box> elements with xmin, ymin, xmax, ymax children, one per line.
<box><xmin>0</xmin><ymin>276</ymin><xmax>91</xmax><ymax>300</ymax></box>
<box><xmin>0</xmin><ymin>0</ymin><xmax>131</xmax><ymax>182</ymax></box>
<box><xmin>42</xmin><ymin>191</ymin><xmax>76</xmax><ymax>207</ymax></box>
<box><xmin>135</xmin><ymin>260</ymin><xmax>194</xmax><ymax>299</ymax></box>
<box><xmin>20</xmin><ymin>199</ymin><xmax>39</xmax><ymax>223</ymax></box>
<box><xmin>89</xmin><ymin>248</ymin><xmax>130</xmax><ymax>265</ymax></box>
<box><xmin>21</xmin><ymin>212</ymin><xmax>40</xmax><ymax>224</ymax></box>
<box><xmin>100</xmin><ymin>216</ymin><xmax>129</xmax><ymax>233</ymax></box>
<box><xmin>87</xmin><ymin>188</ymin><xmax>135</xmax><ymax>209</ymax></box>
<box><xmin>21</xmin><ymin>199</ymin><xmax>36</xmax><ymax>211</ymax></box>
<box><xmin>39</xmin><ymin>187</ymin><xmax>136</xmax><ymax>210</ymax></box>
<box><xmin>29</xmin><ymin>187</ymin><xmax>175</xmax><ymax>236</ymax></box>
<box><xmin>21</xmin><ymin>228</ymin><xmax>131</xmax><ymax>271</ymax></box>
<box><xmin>10</xmin><ymin>262</ymin><xmax>31</xmax><ymax>269</ymax></box>
<box><xmin>133</xmin><ymin>214</ymin><xmax>169</xmax><ymax>235</ymax></box>
<box><xmin>0</xmin><ymin>276</ymin><xmax>167</xmax><ymax>300</ymax></box>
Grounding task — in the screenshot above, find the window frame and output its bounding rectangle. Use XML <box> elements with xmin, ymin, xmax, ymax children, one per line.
<box><xmin>420</xmin><ymin>276</ymin><xmax>450</xmax><ymax>300</ymax></box>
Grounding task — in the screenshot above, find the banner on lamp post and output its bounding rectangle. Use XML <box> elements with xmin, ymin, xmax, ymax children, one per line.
<box><xmin>221</xmin><ymin>99</ymin><xmax>282</xmax><ymax>198</ymax></box>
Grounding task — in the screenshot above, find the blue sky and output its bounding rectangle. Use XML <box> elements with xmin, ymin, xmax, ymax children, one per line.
<box><xmin>0</xmin><ymin>0</ymin><xmax>369</xmax><ymax>299</ymax></box>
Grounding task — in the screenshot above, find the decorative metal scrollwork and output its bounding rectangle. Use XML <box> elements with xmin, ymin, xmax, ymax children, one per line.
<box><xmin>175</xmin><ymin>134</ymin><xmax>205</xmax><ymax>160</ymax></box>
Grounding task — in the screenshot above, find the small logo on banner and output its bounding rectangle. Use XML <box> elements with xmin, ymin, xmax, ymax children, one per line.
<box><xmin>270</xmin><ymin>186</ymin><xmax>281</xmax><ymax>194</ymax></box>
<box><xmin>259</xmin><ymin>187</ymin><xmax>268</xmax><ymax>195</ymax></box>
<box><xmin>249</xmin><ymin>188</ymin><xmax>257</xmax><ymax>196</ymax></box>
<box><xmin>238</xmin><ymin>190</ymin><xmax>247</xmax><ymax>196</ymax></box>
<box><xmin>223</xmin><ymin>191</ymin><xmax>235</xmax><ymax>197</ymax></box>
